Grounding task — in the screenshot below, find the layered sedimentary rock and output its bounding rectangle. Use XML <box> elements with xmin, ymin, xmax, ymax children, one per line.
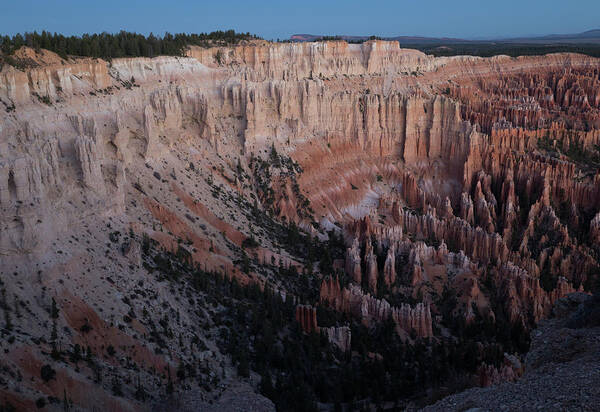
<box><xmin>320</xmin><ymin>276</ymin><xmax>433</xmax><ymax>338</ymax></box>
<box><xmin>186</xmin><ymin>41</ymin><xmax>442</xmax><ymax>81</ymax></box>
<box><xmin>590</xmin><ymin>212</ymin><xmax>600</xmax><ymax>243</ymax></box>
<box><xmin>497</xmin><ymin>263</ymin><xmax>583</xmax><ymax>324</ymax></box>
<box><xmin>294</xmin><ymin>304</ymin><xmax>352</xmax><ymax>351</ymax></box>
<box><xmin>0</xmin><ymin>53</ymin><xmax>111</xmax><ymax>105</ymax></box>
<box><xmin>425</xmin><ymin>294</ymin><xmax>600</xmax><ymax>412</ymax></box>
<box><xmin>75</xmin><ymin>135</ymin><xmax>105</xmax><ymax>194</ymax></box>
<box><xmin>383</xmin><ymin>244</ymin><xmax>396</xmax><ymax>286</ymax></box>
<box><xmin>295</xmin><ymin>304</ymin><xmax>318</xmax><ymax>333</ymax></box>
<box><xmin>1</xmin><ymin>41</ymin><xmax>600</xmax><ymax>410</ymax></box>
<box><xmin>477</xmin><ymin>353</ymin><xmax>524</xmax><ymax>388</ymax></box>
<box><xmin>322</xmin><ymin>326</ymin><xmax>352</xmax><ymax>352</ymax></box>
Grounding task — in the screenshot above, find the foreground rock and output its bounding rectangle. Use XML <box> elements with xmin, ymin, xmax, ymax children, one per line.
<box><xmin>153</xmin><ymin>382</ymin><xmax>275</xmax><ymax>412</ymax></box>
<box><xmin>422</xmin><ymin>293</ymin><xmax>600</xmax><ymax>412</ymax></box>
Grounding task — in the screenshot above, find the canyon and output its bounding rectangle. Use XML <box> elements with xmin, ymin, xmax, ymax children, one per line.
<box><xmin>0</xmin><ymin>40</ymin><xmax>599</xmax><ymax>411</ymax></box>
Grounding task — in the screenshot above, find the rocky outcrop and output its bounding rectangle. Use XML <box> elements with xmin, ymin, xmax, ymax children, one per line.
<box><xmin>383</xmin><ymin>244</ymin><xmax>396</xmax><ymax>286</ymax></box>
<box><xmin>143</xmin><ymin>105</ymin><xmax>161</xmax><ymax>159</ymax></box>
<box><xmin>477</xmin><ymin>353</ymin><xmax>523</xmax><ymax>387</ymax></box>
<box><xmin>320</xmin><ymin>278</ymin><xmax>433</xmax><ymax>338</ymax></box>
<box><xmin>364</xmin><ymin>242</ymin><xmax>379</xmax><ymax>294</ymax></box>
<box><xmin>424</xmin><ymin>293</ymin><xmax>600</xmax><ymax>412</ymax></box>
<box><xmin>75</xmin><ymin>135</ymin><xmax>105</xmax><ymax>194</ymax></box>
<box><xmin>295</xmin><ymin>304</ymin><xmax>318</xmax><ymax>333</ymax></box>
<box><xmin>0</xmin><ymin>127</ymin><xmax>62</xmax><ymax>254</ymax></box>
<box><xmin>345</xmin><ymin>238</ymin><xmax>362</xmax><ymax>284</ymax></box>
<box><xmin>294</xmin><ymin>304</ymin><xmax>351</xmax><ymax>351</ymax></box>
<box><xmin>0</xmin><ymin>53</ymin><xmax>111</xmax><ymax>105</ymax></box>
<box><xmin>497</xmin><ymin>263</ymin><xmax>584</xmax><ymax>324</ymax></box>
<box><xmin>591</xmin><ymin>212</ymin><xmax>600</xmax><ymax>244</ymax></box>
<box><xmin>322</xmin><ymin>326</ymin><xmax>351</xmax><ymax>352</ymax></box>
<box><xmin>1</xmin><ymin>42</ymin><xmax>600</xmax><ymax>411</ymax></box>
<box><xmin>186</xmin><ymin>40</ymin><xmax>442</xmax><ymax>81</ymax></box>
<box><xmin>320</xmin><ymin>275</ymin><xmax>344</xmax><ymax>309</ymax></box>
<box><xmin>390</xmin><ymin>206</ymin><xmax>510</xmax><ymax>266</ymax></box>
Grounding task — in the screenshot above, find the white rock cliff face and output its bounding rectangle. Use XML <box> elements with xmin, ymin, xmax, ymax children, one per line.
<box><xmin>0</xmin><ymin>41</ymin><xmax>446</xmax><ymax>256</ymax></box>
<box><xmin>1</xmin><ymin>40</ymin><xmax>597</xmax><ymax>280</ymax></box>
<box><xmin>1</xmin><ymin>40</ymin><xmax>599</xmax><ymax>410</ymax></box>
<box><xmin>1</xmin><ymin>41</ymin><xmax>596</xmax><ymax>297</ymax></box>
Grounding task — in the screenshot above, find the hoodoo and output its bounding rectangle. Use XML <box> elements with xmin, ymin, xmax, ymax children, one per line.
<box><xmin>0</xmin><ymin>31</ymin><xmax>599</xmax><ymax>411</ymax></box>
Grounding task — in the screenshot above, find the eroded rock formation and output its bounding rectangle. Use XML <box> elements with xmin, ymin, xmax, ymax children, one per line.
<box><xmin>1</xmin><ymin>41</ymin><xmax>599</xmax><ymax>410</ymax></box>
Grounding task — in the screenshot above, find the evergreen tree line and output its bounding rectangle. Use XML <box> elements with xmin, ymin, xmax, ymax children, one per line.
<box><xmin>413</xmin><ymin>42</ymin><xmax>600</xmax><ymax>58</ymax></box>
<box><xmin>0</xmin><ymin>30</ymin><xmax>260</xmax><ymax>59</ymax></box>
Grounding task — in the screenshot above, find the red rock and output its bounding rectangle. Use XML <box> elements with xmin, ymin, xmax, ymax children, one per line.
<box><xmin>477</xmin><ymin>353</ymin><xmax>524</xmax><ymax>387</ymax></box>
<box><xmin>295</xmin><ymin>304</ymin><xmax>318</xmax><ymax>334</ymax></box>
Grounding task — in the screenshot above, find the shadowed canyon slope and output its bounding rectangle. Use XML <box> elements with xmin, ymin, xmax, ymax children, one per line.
<box><xmin>0</xmin><ymin>40</ymin><xmax>599</xmax><ymax>410</ymax></box>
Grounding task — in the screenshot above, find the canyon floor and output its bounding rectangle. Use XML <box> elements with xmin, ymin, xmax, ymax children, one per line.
<box><xmin>0</xmin><ymin>40</ymin><xmax>599</xmax><ymax>411</ymax></box>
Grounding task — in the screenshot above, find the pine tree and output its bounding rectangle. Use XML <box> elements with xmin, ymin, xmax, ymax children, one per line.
<box><xmin>13</xmin><ymin>295</ymin><xmax>21</xmax><ymax>319</ymax></box>
<box><xmin>260</xmin><ymin>370</ymin><xmax>275</xmax><ymax>399</ymax></box>
<box><xmin>166</xmin><ymin>366</ymin><xmax>174</xmax><ymax>395</ymax></box>
<box><xmin>135</xmin><ymin>375</ymin><xmax>146</xmax><ymax>400</ymax></box>
<box><xmin>63</xmin><ymin>389</ymin><xmax>70</xmax><ymax>412</ymax></box>
<box><xmin>51</xmin><ymin>297</ymin><xmax>59</xmax><ymax>319</ymax></box>
<box><xmin>3</xmin><ymin>306</ymin><xmax>11</xmax><ymax>331</ymax></box>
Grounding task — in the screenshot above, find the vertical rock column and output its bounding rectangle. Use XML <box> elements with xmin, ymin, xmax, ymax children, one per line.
<box><xmin>75</xmin><ymin>136</ymin><xmax>105</xmax><ymax>195</ymax></box>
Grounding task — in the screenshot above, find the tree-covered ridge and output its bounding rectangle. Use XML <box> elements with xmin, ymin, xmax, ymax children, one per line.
<box><xmin>0</xmin><ymin>30</ymin><xmax>260</xmax><ymax>60</ymax></box>
<box><xmin>411</xmin><ymin>42</ymin><xmax>600</xmax><ymax>58</ymax></box>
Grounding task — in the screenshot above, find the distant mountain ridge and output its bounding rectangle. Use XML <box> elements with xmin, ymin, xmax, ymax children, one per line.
<box><xmin>291</xmin><ymin>29</ymin><xmax>600</xmax><ymax>45</ymax></box>
<box><xmin>507</xmin><ymin>29</ymin><xmax>600</xmax><ymax>44</ymax></box>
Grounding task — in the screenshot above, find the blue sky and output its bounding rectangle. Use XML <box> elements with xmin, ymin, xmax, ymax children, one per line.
<box><xmin>1</xmin><ymin>0</ymin><xmax>598</xmax><ymax>40</ymax></box>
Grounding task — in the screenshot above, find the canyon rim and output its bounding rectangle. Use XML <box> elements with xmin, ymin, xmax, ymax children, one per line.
<box><xmin>0</xmin><ymin>28</ymin><xmax>600</xmax><ymax>412</ymax></box>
